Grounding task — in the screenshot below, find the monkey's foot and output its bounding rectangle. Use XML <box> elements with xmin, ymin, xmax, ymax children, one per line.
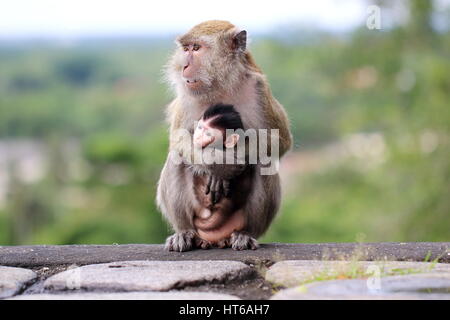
<box><xmin>164</xmin><ymin>230</ymin><xmax>196</xmax><ymax>252</ymax></box>
<box><xmin>216</xmin><ymin>238</ymin><xmax>231</xmax><ymax>249</ymax></box>
<box><xmin>194</xmin><ymin>236</ymin><xmax>213</xmax><ymax>250</ymax></box>
<box><xmin>230</xmin><ymin>231</ymin><xmax>259</xmax><ymax>250</ymax></box>
<box><xmin>216</xmin><ymin>238</ymin><xmax>230</xmax><ymax>249</ymax></box>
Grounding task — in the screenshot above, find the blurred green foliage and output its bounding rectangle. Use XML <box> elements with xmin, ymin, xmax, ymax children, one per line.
<box><xmin>0</xmin><ymin>3</ymin><xmax>449</xmax><ymax>245</ymax></box>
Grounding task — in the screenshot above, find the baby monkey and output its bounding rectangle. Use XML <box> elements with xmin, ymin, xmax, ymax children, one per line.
<box><xmin>190</xmin><ymin>103</ymin><xmax>255</xmax><ymax>249</ymax></box>
<box><xmin>193</xmin><ymin>103</ymin><xmax>246</xmax><ymax>203</ymax></box>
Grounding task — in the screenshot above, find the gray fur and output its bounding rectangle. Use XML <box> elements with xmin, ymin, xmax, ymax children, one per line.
<box><xmin>157</xmin><ymin>151</ymin><xmax>196</xmax><ymax>232</ymax></box>
<box><xmin>157</xmin><ymin>22</ymin><xmax>292</xmax><ymax>251</ymax></box>
<box><xmin>230</xmin><ymin>231</ymin><xmax>259</xmax><ymax>250</ymax></box>
<box><xmin>234</xmin><ymin>30</ymin><xmax>247</xmax><ymax>52</ymax></box>
<box><xmin>164</xmin><ymin>230</ymin><xmax>196</xmax><ymax>252</ymax></box>
<box><xmin>242</xmin><ymin>168</ymin><xmax>281</xmax><ymax>238</ymax></box>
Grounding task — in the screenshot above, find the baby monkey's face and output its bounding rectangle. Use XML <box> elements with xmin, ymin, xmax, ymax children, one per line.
<box><xmin>193</xmin><ymin>118</ymin><xmax>223</xmax><ymax>149</ymax></box>
<box><xmin>193</xmin><ymin>118</ymin><xmax>240</xmax><ymax>149</ymax></box>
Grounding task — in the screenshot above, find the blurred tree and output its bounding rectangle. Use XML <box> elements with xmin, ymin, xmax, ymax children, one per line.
<box><xmin>54</xmin><ymin>56</ymin><xmax>98</xmax><ymax>86</ymax></box>
<box><xmin>408</xmin><ymin>0</ymin><xmax>434</xmax><ymax>37</ymax></box>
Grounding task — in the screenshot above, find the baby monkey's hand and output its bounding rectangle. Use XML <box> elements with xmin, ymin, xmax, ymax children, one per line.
<box><xmin>205</xmin><ymin>175</ymin><xmax>231</xmax><ymax>205</ymax></box>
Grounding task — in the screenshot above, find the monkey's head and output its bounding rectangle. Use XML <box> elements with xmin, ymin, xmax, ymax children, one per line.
<box><xmin>193</xmin><ymin>103</ymin><xmax>243</xmax><ymax>149</ymax></box>
<box><xmin>166</xmin><ymin>20</ymin><xmax>251</xmax><ymax>98</ymax></box>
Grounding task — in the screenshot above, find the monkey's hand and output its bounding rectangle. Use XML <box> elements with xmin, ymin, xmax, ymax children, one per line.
<box><xmin>205</xmin><ymin>175</ymin><xmax>230</xmax><ymax>205</ymax></box>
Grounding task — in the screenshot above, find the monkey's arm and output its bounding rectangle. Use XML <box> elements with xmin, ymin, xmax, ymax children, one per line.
<box><xmin>167</xmin><ymin>98</ymin><xmax>187</xmax><ymax>153</ymax></box>
<box><xmin>194</xmin><ymin>148</ymin><xmax>246</xmax><ymax>204</ymax></box>
<box><xmin>203</xmin><ymin>163</ymin><xmax>246</xmax><ymax>203</ymax></box>
<box><xmin>269</xmin><ymin>97</ymin><xmax>293</xmax><ymax>157</ymax></box>
<box><xmin>257</xmin><ymin>78</ymin><xmax>293</xmax><ymax>157</ymax></box>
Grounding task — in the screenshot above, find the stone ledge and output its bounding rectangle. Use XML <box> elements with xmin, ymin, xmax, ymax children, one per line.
<box><xmin>10</xmin><ymin>292</ymin><xmax>240</xmax><ymax>300</ymax></box>
<box><xmin>43</xmin><ymin>260</ymin><xmax>252</xmax><ymax>292</ymax></box>
<box><xmin>0</xmin><ymin>266</ymin><xmax>37</xmax><ymax>299</ymax></box>
<box><xmin>1</xmin><ymin>243</ymin><xmax>450</xmax><ymax>300</ymax></box>
<box><xmin>1</xmin><ymin>242</ymin><xmax>449</xmax><ymax>268</ymax></box>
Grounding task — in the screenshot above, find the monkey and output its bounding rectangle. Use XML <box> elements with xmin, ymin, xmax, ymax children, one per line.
<box><xmin>157</xmin><ymin>20</ymin><xmax>293</xmax><ymax>252</ymax></box>
<box><xmin>192</xmin><ymin>103</ymin><xmax>247</xmax><ymax>204</ymax></box>
<box><xmin>189</xmin><ymin>103</ymin><xmax>255</xmax><ymax>249</ymax></box>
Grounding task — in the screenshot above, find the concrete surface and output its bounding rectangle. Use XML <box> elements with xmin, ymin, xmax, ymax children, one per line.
<box><xmin>265</xmin><ymin>260</ymin><xmax>450</xmax><ymax>287</ymax></box>
<box><xmin>10</xmin><ymin>291</ymin><xmax>240</xmax><ymax>300</ymax></box>
<box><xmin>271</xmin><ymin>274</ymin><xmax>450</xmax><ymax>300</ymax></box>
<box><xmin>1</xmin><ymin>243</ymin><xmax>449</xmax><ymax>300</ymax></box>
<box><xmin>1</xmin><ymin>242</ymin><xmax>449</xmax><ymax>267</ymax></box>
<box><xmin>0</xmin><ymin>266</ymin><xmax>37</xmax><ymax>299</ymax></box>
<box><xmin>43</xmin><ymin>260</ymin><xmax>252</xmax><ymax>292</ymax></box>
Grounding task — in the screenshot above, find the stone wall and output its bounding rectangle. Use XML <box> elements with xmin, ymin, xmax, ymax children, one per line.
<box><xmin>1</xmin><ymin>242</ymin><xmax>449</xmax><ymax>300</ymax></box>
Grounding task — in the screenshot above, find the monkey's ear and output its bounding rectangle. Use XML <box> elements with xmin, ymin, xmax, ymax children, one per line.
<box><xmin>225</xmin><ymin>133</ymin><xmax>240</xmax><ymax>148</ymax></box>
<box><xmin>233</xmin><ymin>30</ymin><xmax>247</xmax><ymax>52</ymax></box>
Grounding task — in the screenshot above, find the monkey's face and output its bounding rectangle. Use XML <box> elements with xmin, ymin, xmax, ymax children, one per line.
<box><xmin>167</xmin><ymin>28</ymin><xmax>247</xmax><ymax>97</ymax></box>
<box><xmin>193</xmin><ymin>118</ymin><xmax>223</xmax><ymax>149</ymax></box>
<box><xmin>193</xmin><ymin>118</ymin><xmax>241</xmax><ymax>150</ymax></box>
<box><xmin>180</xmin><ymin>42</ymin><xmax>208</xmax><ymax>91</ymax></box>
<box><xmin>167</xmin><ymin>39</ymin><xmax>216</xmax><ymax>95</ymax></box>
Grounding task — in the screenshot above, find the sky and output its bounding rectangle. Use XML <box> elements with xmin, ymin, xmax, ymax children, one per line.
<box><xmin>0</xmin><ymin>0</ymin><xmax>371</xmax><ymax>39</ymax></box>
<box><xmin>1</xmin><ymin>0</ymin><xmax>449</xmax><ymax>39</ymax></box>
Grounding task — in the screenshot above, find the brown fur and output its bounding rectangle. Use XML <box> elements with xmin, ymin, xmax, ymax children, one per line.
<box><xmin>178</xmin><ymin>20</ymin><xmax>235</xmax><ymax>41</ymax></box>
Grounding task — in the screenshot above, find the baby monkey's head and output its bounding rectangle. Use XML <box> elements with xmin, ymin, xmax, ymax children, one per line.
<box><xmin>193</xmin><ymin>103</ymin><xmax>243</xmax><ymax>149</ymax></box>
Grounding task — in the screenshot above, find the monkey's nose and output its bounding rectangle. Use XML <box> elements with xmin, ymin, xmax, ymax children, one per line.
<box><xmin>183</xmin><ymin>64</ymin><xmax>192</xmax><ymax>77</ymax></box>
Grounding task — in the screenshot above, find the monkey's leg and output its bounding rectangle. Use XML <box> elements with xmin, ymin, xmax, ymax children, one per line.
<box><xmin>157</xmin><ymin>154</ymin><xmax>198</xmax><ymax>252</ymax></box>
<box><xmin>164</xmin><ymin>230</ymin><xmax>196</xmax><ymax>252</ymax></box>
<box><xmin>232</xmin><ymin>172</ymin><xmax>281</xmax><ymax>250</ymax></box>
<box><xmin>229</xmin><ymin>231</ymin><xmax>259</xmax><ymax>250</ymax></box>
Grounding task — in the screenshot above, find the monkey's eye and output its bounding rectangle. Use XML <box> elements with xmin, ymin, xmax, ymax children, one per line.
<box><xmin>205</xmin><ymin>131</ymin><xmax>212</xmax><ymax>137</ymax></box>
<box><xmin>192</xmin><ymin>44</ymin><xmax>201</xmax><ymax>51</ymax></box>
<box><xmin>182</xmin><ymin>45</ymin><xmax>189</xmax><ymax>52</ymax></box>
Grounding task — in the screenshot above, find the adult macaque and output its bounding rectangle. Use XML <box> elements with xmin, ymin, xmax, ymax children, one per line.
<box><xmin>157</xmin><ymin>20</ymin><xmax>292</xmax><ymax>251</ymax></box>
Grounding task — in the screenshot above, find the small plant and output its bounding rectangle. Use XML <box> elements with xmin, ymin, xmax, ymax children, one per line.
<box><xmin>297</xmin><ymin>245</ymin><xmax>447</xmax><ymax>287</ymax></box>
